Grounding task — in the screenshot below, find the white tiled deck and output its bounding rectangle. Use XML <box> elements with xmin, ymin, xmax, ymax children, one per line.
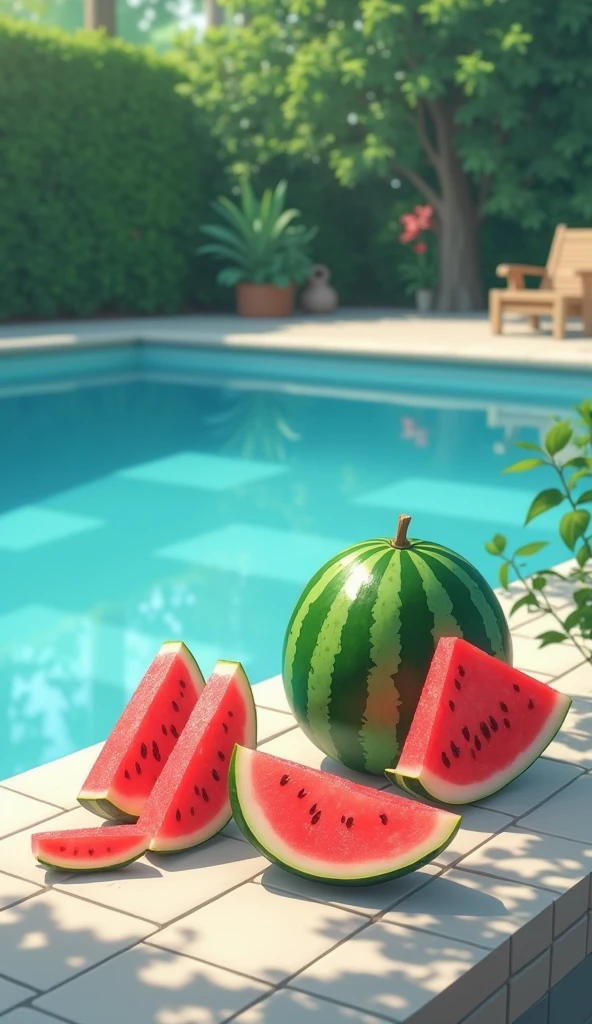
<box><xmin>0</xmin><ymin>582</ymin><xmax>590</xmax><ymax>1024</ymax></box>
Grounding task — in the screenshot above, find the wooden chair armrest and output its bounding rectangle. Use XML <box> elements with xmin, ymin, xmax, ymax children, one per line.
<box><xmin>496</xmin><ymin>263</ymin><xmax>546</xmax><ymax>290</ymax></box>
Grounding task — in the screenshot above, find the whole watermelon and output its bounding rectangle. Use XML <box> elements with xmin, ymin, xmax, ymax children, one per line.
<box><xmin>282</xmin><ymin>515</ymin><xmax>512</xmax><ymax>775</ymax></box>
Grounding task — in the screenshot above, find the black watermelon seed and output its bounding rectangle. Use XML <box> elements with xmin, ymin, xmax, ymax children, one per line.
<box><xmin>180</xmin><ymin>690</ymin><xmax>185</xmax><ymax>697</ymax></box>
<box><xmin>124</xmin><ymin>769</ymin><xmax>131</xmax><ymax>780</ymax></box>
<box><xmin>172</xmin><ymin>700</ymin><xmax>179</xmax><ymax>713</ymax></box>
<box><xmin>380</xmin><ymin>813</ymin><xmax>388</xmax><ymax>825</ymax></box>
<box><xmin>346</xmin><ymin>817</ymin><xmax>354</xmax><ymax>828</ymax></box>
<box><xmin>161</xmin><ymin>724</ymin><xmax>168</xmax><ymax>736</ymax></box>
<box><xmin>470</xmin><ymin>749</ymin><xmax>476</xmax><ymax>760</ymax></box>
<box><xmin>503</xmin><ymin>717</ymin><xmax>511</xmax><ymax>728</ymax></box>
<box><xmin>190</xmin><ymin>806</ymin><xmax>195</xmax><ymax>816</ymax></box>
<box><xmin>309</xmin><ymin>803</ymin><xmax>317</xmax><ymax>815</ymax></box>
<box><xmin>499</xmin><ymin>701</ymin><xmax>508</xmax><ymax>713</ymax></box>
<box><xmin>458</xmin><ymin>665</ymin><xmax>465</xmax><ymax>677</ymax></box>
<box><xmin>280</xmin><ymin>774</ymin><xmax>290</xmax><ymax>786</ymax></box>
<box><xmin>513</xmin><ymin>683</ymin><xmax>520</xmax><ymax>692</ymax></box>
<box><xmin>454</xmin><ymin>679</ymin><xmax>462</xmax><ymax>691</ymax></box>
<box><xmin>222</xmin><ymin>722</ymin><xmax>228</xmax><ymax>733</ymax></box>
<box><xmin>311</xmin><ymin>811</ymin><xmax>322</xmax><ymax>825</ymax></box>
<box><xmin>212</xmin><ymin>769</ymin><xmax>220</xmax><ymax>782</ymax></box>
<box><xmin>462</xmin><ymin>725</ymin><xmax>470</xmax><ymax>741</ymax></box>
<box><xmin>489</xmin><ymin>716</ymin><xmax>498</xmax><ymax>732</ymax></box>
<box><xmin>88</xmin><ymin>849</ymin><xmax>94</xmax><ymax>855</ymax></box>
<box><xmin>228</xmin><ymin>710</ymin><xmax>234</xmax><ymax>717</ymax></box>
<box><xmin>194</xmin><ymin>784</ymin><xmax>200</xmax><ymax>796</ymax></box>
<box><xmin>106</xmin><ymin>847</ymin><xmax>111</xmax><ymax>853</ymax></box>
<box><xmin>474</xmin><ymin>735</ymin><xmax>482</xmax><ymax>751</ymax></box>
<box><xmin>218</xmin><ymin>751</ymin><xmax>225</xmax><ymax>761</ymax></box>
<box><xmin>527</xmin><ymin>698</ymin><xmax>534</xmax><ymax>709</ymax></box>
<box><xmin>60</xmin><ymin>846</ymin><xmax>66</xmax><ymax>852</ymax></box>
<box><xmin>73</xmin><ymin>849</ymin><xmax>78</xmax><ymax>855</ymax></box>
<box><xmin>341</xmin><ymin>815</ymin><xmax>346</xmax><ymax>823</ymax></box>
<box><xmin>442</xmin><ymin>751</ymin><xmax>451</xmax><ymax>769</ymax></box>
<box><xmin>140</xmin><ymin>743</ymin><xmax>147</xmax><ymax>759</ymax></box>
<box><xmin>449</xmin><ymin>700</ymin><xmax>455</xmax><ymax>712</ymax></box>
<box><xmin>152</xmin><ymin>741</ymin><xmax>161</xmax><ymax>762</ymax></box>
<box><xmin>135</xmin><ymin>761</ymin><xmax>142</xmax><ymax>774</ymax></box>
<box><xmin>202</xmin><ymin>788</ymin><xmax>209</xmax><ymax>802</ymax></box>
<box><xmin>297</xmin><ymin>788</ymin><xmax>307</xmax><ymax>798</ymax></box>
<box><xmin>480</xmin><ymin>722</ymin><xmax>491</xmax><ymax>740</ymax></box>
<box><xmin>175</xmin><ymin>809</ymin><xmax>181</xmax><ymax>822</ymax></box>
<box><xmin>180</xmin><ymin>679</ymin><xmax>187</xmax><ymax>689</ymax></box>
<box><xmin>450</xmin><ymin>741</ymin><xmax>460</xmax><ymax>758</ymax></box>
<box><xmin>171</xmin><ymin>725</ymin><xmax>178</xmax><ymax>738</ymax></box>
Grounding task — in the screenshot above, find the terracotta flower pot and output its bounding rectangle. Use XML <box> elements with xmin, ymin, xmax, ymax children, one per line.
<box><xmin>235</xmin><ymin>282</ymin><xmax>295</xmax><ymax>318</ymax></box>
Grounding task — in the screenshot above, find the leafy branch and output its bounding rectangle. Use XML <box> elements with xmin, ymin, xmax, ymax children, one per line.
<box><xmin>486</xmin><ymin>400</ymin><xmax>592</xmax><ymax>660</ymax></box>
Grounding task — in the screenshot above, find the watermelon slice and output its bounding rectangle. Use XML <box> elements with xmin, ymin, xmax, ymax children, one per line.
<box><xmin>386</xmin><ymin>637</ymin><xmax>572</xmax><ymax>805</ymax></box>
<box><xmin>139</xmin><ymin>660</ymin><xmax>257</xmax><ymax>852</ymax></box>
<box><xmin>78</xmin><ymin>641</ymin><xmax>205</xmax><ymax>823</ymax></box>
<box><xmin>32</xmin><ymin>825</ymin><xmax>150</xmax><ymax>872</ymax></box>
<box><xmin>228</xmin><ymin>746</ymin><xmax>461</xmax><ymax>885</ymax></box>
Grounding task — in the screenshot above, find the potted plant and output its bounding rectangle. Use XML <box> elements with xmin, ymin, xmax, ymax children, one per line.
<box><xmin>398</xmin><ymin>204</ymin><xmax>438</xmax><ymax>312</ymax></box>
<box><xmin>198</xmin><ymin>179</ymin><xmax>317</xmax><ymax>317</ymax></box>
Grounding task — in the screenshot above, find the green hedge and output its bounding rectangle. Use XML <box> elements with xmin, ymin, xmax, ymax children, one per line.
<box><xmin>0</xmin><ymin>19</ymin><xmax>220</xmax><ymax>319</ymax></box>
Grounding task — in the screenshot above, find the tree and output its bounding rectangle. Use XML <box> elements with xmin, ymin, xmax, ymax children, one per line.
<box><xmin>181</xmin><ymin>0</ymin><xmax>592</xmax><ymax>310</ymax></box>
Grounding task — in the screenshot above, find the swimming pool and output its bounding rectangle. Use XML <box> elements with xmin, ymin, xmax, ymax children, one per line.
<box><xmin>0</xmin><ymin>343</ymin><xmax>585</xmax><ymax>780</ymax></box>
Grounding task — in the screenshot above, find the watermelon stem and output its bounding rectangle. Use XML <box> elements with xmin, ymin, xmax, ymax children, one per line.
<box><xmin>391</xmin><ymin>514</ymin><xmax>412</xmax><ymax>549</ymax></box>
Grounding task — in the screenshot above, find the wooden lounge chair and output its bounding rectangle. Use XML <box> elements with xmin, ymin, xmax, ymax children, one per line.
<box><xmin>489</xmin><ymin>224</ymin><xmax>592</xmax><ymax>340</ymax></box>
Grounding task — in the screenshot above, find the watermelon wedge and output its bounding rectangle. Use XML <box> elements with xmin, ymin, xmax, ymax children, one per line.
<box><xmin>229</xmin><ymin>746</ymin><xmax>461</xmax><ymax>885</ymax></box>
<box><xmin>386</xmin><ymin>637</ymin><xmax>572</xmax><ymax>805</ymax></box>
<box><xmin>32</xmin><ymin>825</ymin><xmax>149</xmax><ymax>872</ymax></box>
<box><xmin>78</xmin><ymin>641</ymin><xmax>205</xmax><ymax>823</ymax></box>
<box><xmin>139</xmin><ymin>660</ymin><xmax>257</xmax><ymax>852</ymax></box>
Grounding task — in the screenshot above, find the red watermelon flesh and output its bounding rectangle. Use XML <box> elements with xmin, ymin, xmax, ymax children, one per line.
<box><xmin>139</xmin><ymin>660</ymin><xmax>257</xmax><ymax>852</ymax></box>
<box><xmin>32</xmin><ymin>825</ymin><xmax>150</xmax><ymax>872</ymax></box>
<box><xmin>229</xmin><ymin>746</ymin><xmax>461</xmax><ymax>885</ymax></box>
<box><xmin>387</xmin><ymin>636</ymin><xmax>572</xmax><ymax>805</ymax></box>
<box><xmin>78</xmin><ymin>641</ymin><xmax>205</xmax><ymax>822</ymax></box>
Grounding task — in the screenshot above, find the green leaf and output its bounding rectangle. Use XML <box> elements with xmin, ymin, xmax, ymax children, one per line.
<box><xmin>515</xmin><ymin>441</ymin><xmax>544</xmax><ymax>453</ymax></box>
<box><xmin>560</xmin><ymin>509</ymin><xmax>591</xmax><ymax>550</ymax></box>
<box><xmin>510</xmin><ymin>594</ymin><xmax>540</xmax><ymax>616</ymax></box>
<box><xmin>537</xmin><ymin>630</ymin><xmax>569</xmax><ymax>646</ymax></box>
<box><xmin>568</xmin><ymin>469</ymin><xmax>591</xmax><ymax>490</ymax></box>
<box><xmin>574</xmin><ymin>588</ymin><xmax>592</xmax><ymax>606</ymax></box>
<box><xmin>576</xmin><ymin>490</ymin><xmax>592</xmax><ymax>505</ymax></box>
<box><xmin>514</xmin><ymin>540</ymin><xmax>549</xmax><ymax>557</ymax></box>
<box><xmin>532</xmin><ymin>575</ymin><xmax>547</xmax><ymax>590</ymax></box>
<box><xmin>524</xmin><ymin>488</ymin><xmax>565</xmax><ymax>524</ymax></box>
<box><xmin>563</xmin><ymin>609</ymin><xmax>585</xmax><ymax>631</ymax></box>
<box><xmin>545</xmin><ymin>421</ymin><xmax>572</xmax><ymax>456</ymax></box>
<box><xmin>485</xmin><ymin>534</ymin><xmax>507</xmax><ymax>555</ymax></box>
<box><xmin>484</xmin><ymin>542</ymin><xmax>500</xmax><ymax>555</ymax></box>
<box><xmin>498</xmin><ymin>562</ymin><xmax>510</xmax><ymax>589</ymax></box>
<box><xmin>576</xmin><ymin>543</ymin><xmax>592</xmax><ymax>568</ymax></box>
<box><xmin>502</xmin><ymin>459</ymin><xmax>546</xmax><ymax>474</ymax></box>
<box><xmin>563</xmin><ymin>456</ymin><xmax>592</xmax><ymax>468</ymax></box>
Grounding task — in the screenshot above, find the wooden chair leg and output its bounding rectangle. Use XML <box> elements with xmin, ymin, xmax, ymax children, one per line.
<box><xmin>489</xmin><ymin>291</ymin><xmax>502</xmax><ymax>334</ymax></box>
<box><xmin>529</xmin><ymin>315</ymin><xmax>540</xmax><ymax>330</ymax></box>
<box><xmin>553</xmin><ymin>296</ymin><xmax>567</xmax><ymax>340</ymax></box>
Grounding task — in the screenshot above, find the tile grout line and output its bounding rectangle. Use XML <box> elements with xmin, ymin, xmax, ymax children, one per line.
<box><xmin>0</xmin><ymin>784</ymin><xmax>69</xmax><ymax>812</ymax></box>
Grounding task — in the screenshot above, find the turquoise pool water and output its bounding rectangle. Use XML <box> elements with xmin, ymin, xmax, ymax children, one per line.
<box><xmin>0</xmin><ymin>343</ymin><xmax>586</xmax><ymax>780</ymax></box>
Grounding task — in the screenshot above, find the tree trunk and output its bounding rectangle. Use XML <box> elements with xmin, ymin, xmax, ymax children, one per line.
<box><xmin>205</xmin><ymin>0</ymin><xmax>225</xmax><ymax>27</ymax></box>
<box><xmin>84</xmin><ymin>0</ymin><xmax>116</xmax><ymax>34</ymax></box>
<box><xmin>436</xmin><ymin>156</ymin><xmax>484</xmax><ymax>312</ymax></box>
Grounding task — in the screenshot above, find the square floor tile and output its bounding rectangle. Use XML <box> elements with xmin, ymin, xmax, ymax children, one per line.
<box><xmin>0</xmin><ymin>805</ymin><xmax>112</xmax><ymax>885</ymax></box>
<box><xmin>35</xmin><ymin>942</ymin><xmax>270</xmax><ymax>1024</ymax></box>
<box><xmin>0</xmin><ymin>787</ymin><xmax>62</xmax><ymax>839</ymax></box>
<box><xmin>119</xmin><ymin>450</ymin><xmax>287</xmax><ymax>491</ymax></box>
<box><xmin>1</xmin><ymin>743</ymin><xmax>104</xmax><ymax>810</ymax></box>
<box><xmin>255</xmin><ymin>862</ymin><xmax>441</xmax><ymax>918</ymax></box>
<box><xmin>260</xmin><ymin>727</ymin><xmax>389</xmax><ymax>790</ymax></box>
<box><xmin>552</xmin><ymin>661</ymin><xmax>592</xmax><ymax>701</ymax></box>
<box><xmin>232</xmin><ymin>988</ymin><xmax>393</xmax><ymax>1023</ymax></box>
<box><xmin>510</xmin><ymin>636</ymin><xmax>585</xmax><ymax>677</ymax></box>
<box><xmin>147</xmin><ymin>880</ymin><xmax>365</xmax><ymax>985</ymax></box>
<box><xmin>518</xmin><ymin>775</ymin><xmax>592</xmax><ymax>844</ymax></box>
<box><xmin>508</xmin><ymin>949</ymin><xmax>550</xmax><ymax>1023</ymax></box>
<box><xmin>0</xmin><ymin>978</ymin><xmax>36</xmax><ymax>1015</ymax></box>
<box><xmin>0</xmin><ymin>871</ymin><xmax>42</xmax><ymax>911</ymax></box>
<box><xmin>291</xmin><ymin>919</ymin><xmax>509</xmax><ymax>1024</ymax></box>
<box><xmin>384</xmin><ymin>869</ymin><xmax>554</xmax><ymax>972</ymax></box>
<box><xmin>432</xmin><ymin>806</ymin><xmax>513</xmax><ymax>868</ymax></box>
<box><xmin>543</xmin><ymin>700</ymin><xmax>592</xmax><ymax>770</ymax></box>
<box><xmin>0</xmin><ymin>888</ymin><xmax>153</xmax><ymax>990</ymax></box>
<box><xmin>461</xmin><ymin>986</ymin><xmax>507</xmax><ymax>1024</ymax></box>
<box><xmin>0</xmin><ymin>506</ymin><xmax>101</xmax><ymax>552</ymax></box>
<box><xmin>553</xmin><ymin>875</ymin><xmax>590</xmax><ymax>937</ymax></box>
<box><xmin>511</xmin><ymin>610</ymin><xmax>581</xmax><ymax>641</ymax></box>
<box><xmin>256</xmin><ymin>707</ymin><xmax>297</xmax><ymax>744</ymax></box>
<box><xmin>551</xmin><ymin>915</ymin><xmax>588</xmax><ymax>986</ymax></box>
<box><xmin>0</xmin><ymin>1012</ymin><xmax>65</xmax><ymax>1024</ymax></box>
<box><xmin>474</xmin><ymin>757</ymin><xmax>583</xmax><ymax>817</ymax></box>
<box><xmin>253</xmin><ymin>675</ymin><xmax>293</xmax><ymax>714</ymax></box>
<box><xmin>55</xmin><ymin>835</ymin><xmax>268</xmax><ymax>925</ymax></box>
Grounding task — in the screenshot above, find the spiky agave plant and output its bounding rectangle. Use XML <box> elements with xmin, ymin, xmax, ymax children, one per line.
<box><xmin>198</xmin><ymin>179</ymin><xmax>317</xmax><ymax>287</ymax></box>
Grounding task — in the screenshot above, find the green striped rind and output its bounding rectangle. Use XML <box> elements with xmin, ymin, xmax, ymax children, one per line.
<box><xmin>228</xmin><ymin>746</ymin><xmax>462</xmax><ymax>887</ymax></box>
<box><xmin>77</xmin><ymin>797</ymin><xmax>137</xmax><ymax>823</ymax></box>
<box><xmin>283</xmin><ymin>535</ymin><xmax>512</xmax><ymax>776</ymax></box>
<box><xmin>36</xmin><ymin>852</ymin><xmax>144</xmax><ymax>873</ymax></box>
<box><xmin>384</xmin><ymin>770</ymin><xmax>434</xmax><ymax>801</ymax></box>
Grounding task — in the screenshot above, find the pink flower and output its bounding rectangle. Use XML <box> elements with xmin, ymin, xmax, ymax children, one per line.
<box><xmin>414</xmin><ymin>240</ymin><xmax>428</xmax><ymax>254</ymax></box>
<box><xmin>399</xmin><ymin>213</ymin><xmax>420</xmax><ymax>244</ymax></box>
<box><xmin>414</xmin><ymin>204</ymin><xmax>434</xmax><ymax>231</ymax></box>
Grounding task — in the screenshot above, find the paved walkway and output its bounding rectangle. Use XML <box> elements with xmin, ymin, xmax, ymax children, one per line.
<box><xmin>1</xmin><ymin>310</ymin><xmax>592</xmax><ymax>370</ymax></box>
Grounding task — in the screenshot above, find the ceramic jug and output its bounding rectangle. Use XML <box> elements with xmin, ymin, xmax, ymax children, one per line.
<box><xmin>301</xmin><ymin>264</ymin><xmax>338</xmax><ymax>314</ymax></box>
